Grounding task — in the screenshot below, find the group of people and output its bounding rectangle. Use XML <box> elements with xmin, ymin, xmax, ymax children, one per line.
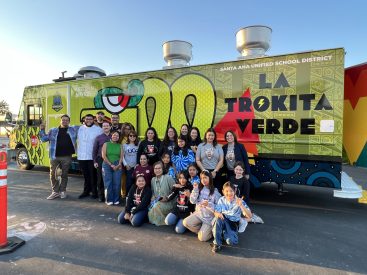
<box><xmin>40</xmin><ymin>111</ymin><xmax>255</xmax><ymax>253</ymax></box>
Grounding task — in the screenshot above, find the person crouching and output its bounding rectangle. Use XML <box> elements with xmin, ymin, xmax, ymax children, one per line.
<box><xmin>211</xmin><ymin>182</ymin><xmax>252</xmax><ymax>253</ymax></box>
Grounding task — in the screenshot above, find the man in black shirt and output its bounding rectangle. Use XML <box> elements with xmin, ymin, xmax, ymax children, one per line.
<box><xmin>111</xmin><ymin>114</ymin><xmax>122</xmax><ymax>133</ymax></box>
<box><xmin>39</xmin><ymin>114</ymin><xmax>78</xmax><ymax>200</ymax></box>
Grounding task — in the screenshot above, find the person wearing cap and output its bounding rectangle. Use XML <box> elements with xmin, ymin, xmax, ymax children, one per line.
<box><xmin>96</xmin><ymin>111</ymin><xmax>105</xmax><ymax>127</ymax></box>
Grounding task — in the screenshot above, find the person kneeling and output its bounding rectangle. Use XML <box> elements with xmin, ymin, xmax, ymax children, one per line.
<box><xmin>117</xmin><ymin>174</ymin><xmax>152</xmax><ymax>227</ymax></box>
<box><xmin>164</xmin><ymin>171</ymin><xmax>194</xmax><ymax>234</ymax></box>
<box><xmin>211</xmin><ymin>182</ymin><xmax>252</xmax><ymax>253</ymax></box>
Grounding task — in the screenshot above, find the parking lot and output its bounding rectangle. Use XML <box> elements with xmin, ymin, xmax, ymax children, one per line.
<box><xmin>0</xmin><ymin>163</ymin><xmax>366</xmax><ymax>274</ymax></box>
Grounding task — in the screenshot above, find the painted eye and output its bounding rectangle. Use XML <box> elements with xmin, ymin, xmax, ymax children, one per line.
<box><xmin>102</xmin><ymin>93</ymin><xmax>130</xmax><ymax>113</ymax></box>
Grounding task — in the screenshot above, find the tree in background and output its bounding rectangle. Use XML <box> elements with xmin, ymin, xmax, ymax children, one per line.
<box><xmin>0</xmin><ymin>100</ymin><xmax>10</xmax><ymax>115</ymax></box>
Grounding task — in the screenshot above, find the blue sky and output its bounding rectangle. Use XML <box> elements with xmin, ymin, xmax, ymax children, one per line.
<box><xmin>0</xmin><ymin>0</ymin><xmax>365</xmax><ymax>113</ymax></box>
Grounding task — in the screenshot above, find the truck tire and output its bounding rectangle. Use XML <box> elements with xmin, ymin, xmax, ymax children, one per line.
<box><xmin>16</xmin><ymin>147</ymin><xmax>34</xmax><ymax>170</ymax></box>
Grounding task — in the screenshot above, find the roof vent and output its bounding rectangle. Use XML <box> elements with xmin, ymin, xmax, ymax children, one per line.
<box><xmin>73</xmin><ymin>73</ymin><xmax>84</xmax><ymax>79</ymax></box>
<box><xmin>163</xmin><ymin>40</ymin><xmax>192</xmax><ymax>68</ymax></box>
<box><xmin>78</xmin><ymin>66</ymin><xmax>106</xmax><ymax>79</ymax></box>
<box><xmin>236</xmin><ymin>25</ymin><xmax>272</xmax><ymax>59</ymax></box>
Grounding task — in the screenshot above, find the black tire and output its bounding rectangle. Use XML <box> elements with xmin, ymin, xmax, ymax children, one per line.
<box><xmin>16</xmin><ymin>147</ymin><xmax>34</xmax><ymax>170</ymax></box>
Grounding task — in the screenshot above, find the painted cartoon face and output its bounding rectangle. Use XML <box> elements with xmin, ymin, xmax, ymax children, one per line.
<box><xmin>223</xmin><ymin>185</ymin><xmax>235</xmax><ymax>200</ymax></box>
<box><xmin>200</xmin><ymin>175</ymin><xmax>209</xmax><ymax>186</ymax></box>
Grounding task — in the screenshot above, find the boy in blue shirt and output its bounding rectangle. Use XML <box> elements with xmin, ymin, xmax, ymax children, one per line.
<box><xmin>212</xmin><ymin>182</ymin><xmax>252</xmax><ymax>253</ymax></box>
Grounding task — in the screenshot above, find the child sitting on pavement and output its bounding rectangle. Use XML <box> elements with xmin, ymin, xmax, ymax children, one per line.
<box><xmin>211</xmin><ymin>182</ymin><xmax>252</xmax><ymax>253</ymax></box>
<box><xmin>183</xmin><ymin>170</ymin><xmax>221</xmax><ymax>242</ymax></box>
<box><xmin>117</xmin><ymin>174</ymin><xmax>152</xmax><ymax>227</ymax></box>
<box><xmin>164</xmin><ymin>170</ymin><xmax>194</xmax><ymax>233</ymax></box>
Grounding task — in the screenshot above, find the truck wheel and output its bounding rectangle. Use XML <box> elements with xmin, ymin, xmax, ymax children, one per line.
<box><xmin>16</xmin><ymin>148</ymin><xmax>34</xmax><ymax>170</ymax></box>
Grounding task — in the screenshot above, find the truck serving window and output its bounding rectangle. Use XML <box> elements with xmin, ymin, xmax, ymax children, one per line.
<box><xmin>27</xmin><ymin>105</ymin><xmax>42</xmax><ymax>126</ymax></box>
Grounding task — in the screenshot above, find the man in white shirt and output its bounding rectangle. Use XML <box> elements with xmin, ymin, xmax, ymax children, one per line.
<box><xmin>78</xmin><ymin>114</ymin><xmax>103</xmax><ymax>199</ymax></box>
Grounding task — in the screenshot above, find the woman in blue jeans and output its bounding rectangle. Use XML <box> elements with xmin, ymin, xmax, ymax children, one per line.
<box><xmin>102</xmin><ymin>131</ymin><xmax>123</xmax><ymax>205</ymax></box>
<box><xmin>118</xmin><ymin>174</ymin><xmax>152</xmax><ymax>227</ymax></box>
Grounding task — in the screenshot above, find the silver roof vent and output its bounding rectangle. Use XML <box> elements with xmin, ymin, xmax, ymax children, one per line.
<box><xmin>78</xmin><ymin>66</ymin><xmax>106</xmax><ymax>79</ymax></box>
<box><xmin>236</xmin><ymin>25</ymin><xmax>272</xmax><ymax>59</ymax></box>
<box><xmin>73</xmin><ymin>73</ymin><xmax>84</xmax><ymax>79</ymax></box>
<box><xmin>163</xmin><ymin>40</ymin><xmax>192</xmax><ymax>68</ymax></box>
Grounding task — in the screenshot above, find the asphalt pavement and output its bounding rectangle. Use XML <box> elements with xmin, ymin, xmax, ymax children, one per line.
<box><xmin>0</xmin><ymin>163</ymin><xmax>366</xmax><ymax>274</ymax></box>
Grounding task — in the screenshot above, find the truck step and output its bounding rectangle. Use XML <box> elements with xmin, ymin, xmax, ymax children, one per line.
<box><xmin>333</xmin><ymin>171</ymin><xmax>363</xmax><ymax>199</ymax></box>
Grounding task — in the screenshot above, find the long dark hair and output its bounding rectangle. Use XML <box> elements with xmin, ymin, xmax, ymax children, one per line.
<box><xmin>173</xmin><ymin>134</ymin><xmax>189</xmax><ymax>156</ymax></box>
<box><xmin>224</xmin><ymin>130</ymin><xmax>238</xmax><ymax>143</ymax></box>
<box><xmin>162</xmin><ymin>127</ymin><xmax>178</xmax><ymax>146</ymax></box>
<box><xmin>189</xmin><ymin>127</ymin><xmax>202</xmax><ymax>146</ymax></box>
<box><xmin>203</xmin><ymin>128</ymin><xmax>218</xmax><ymax>147</ymax></box>
<box><xmin>180</xmin><ymin>124</ymin><xmax>190</xmax><ymax>135</ymax></box>
<box><xmin>199</xmin><ymin>170</ymin><xmax>215</xmax><ymax>195</ymax></box>
<box><xmin>128</xmin><ymin>130</ymin><xmax>139</xmax><ymax>146</ymax></box>
<box><xmin>177</xmin><ymin>170</ymin><xmax>190</xmax><ymax>186</ymax></box>
<box><xmin>161</xmin><ymin>152</ymin><xmax>173</xmax><ymax>175</ymax></box>
<box><xmin>144</xmin><ymin>127</ymin><xmax>160</xmax><ymax>143</ymax></box>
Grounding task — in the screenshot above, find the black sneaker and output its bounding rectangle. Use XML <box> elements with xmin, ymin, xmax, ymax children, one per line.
<box><xmin>78</xmin><ymin>193</ymin><xmax>89</xmax><ymax>199</ymax></box>
<box><xmin>211</xmin><ymin>244</ymin><xmax>221</xmax><ymax>253</ymax></box>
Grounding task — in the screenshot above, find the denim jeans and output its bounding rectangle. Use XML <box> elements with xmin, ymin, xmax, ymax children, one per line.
<box><xmin>117</xmin><ymin>210</ymin><xmax>148</xmax><ymax>227</ymax></box>
<box><xmin>102</xmin><ymin>161</ymin><xmax>122</xmax><ymax>204</ymax></box>
<box><xmin>165</xmin><ymin>213</ymin><xmax>186</xmax><ymax>234</ymax></box>
<box><xmin>212</xmin><ymin>217</ymin><xmax>239</xmax><ymax>246</ymax></box>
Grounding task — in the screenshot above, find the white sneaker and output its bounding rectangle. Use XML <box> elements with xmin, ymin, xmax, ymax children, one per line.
<box><xmin>114</xmin><ymin>201</ymin><xmax>120</xmax><ymax>205</ymax></box>
<box><xmin>106</xmin><ymin>202</ymin><xmax>113</xmax><ymax>206</ymax></box>
<box><xmin>47</xmin><ymin>192</ymin><xmax>60</xmax><ymax>200</ymax></box>
<box><xmin>238</xmin><ymin>218</ymin><xmax>248</xmax><ymax>233</ymax></box>
<box><xmin>250</xmin><ymin>213</ymin><xmax>264</xmax><ymax>224</ymax></box>
<box><xmin>60</xmin><ymin>192</ymin><xmax>67</xmax><ymax>199</ymax></box>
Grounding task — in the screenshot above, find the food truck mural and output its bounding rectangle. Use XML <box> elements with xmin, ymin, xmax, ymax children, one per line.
<box><xmin>9</xmin><ymin>48</ymin><xmax>345</xmax><ymax>190</ymax></box>
<box><xmin>343</xmin><ymin>63</ymin><xmax>367</xmax><ymax>167</ymax></box>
